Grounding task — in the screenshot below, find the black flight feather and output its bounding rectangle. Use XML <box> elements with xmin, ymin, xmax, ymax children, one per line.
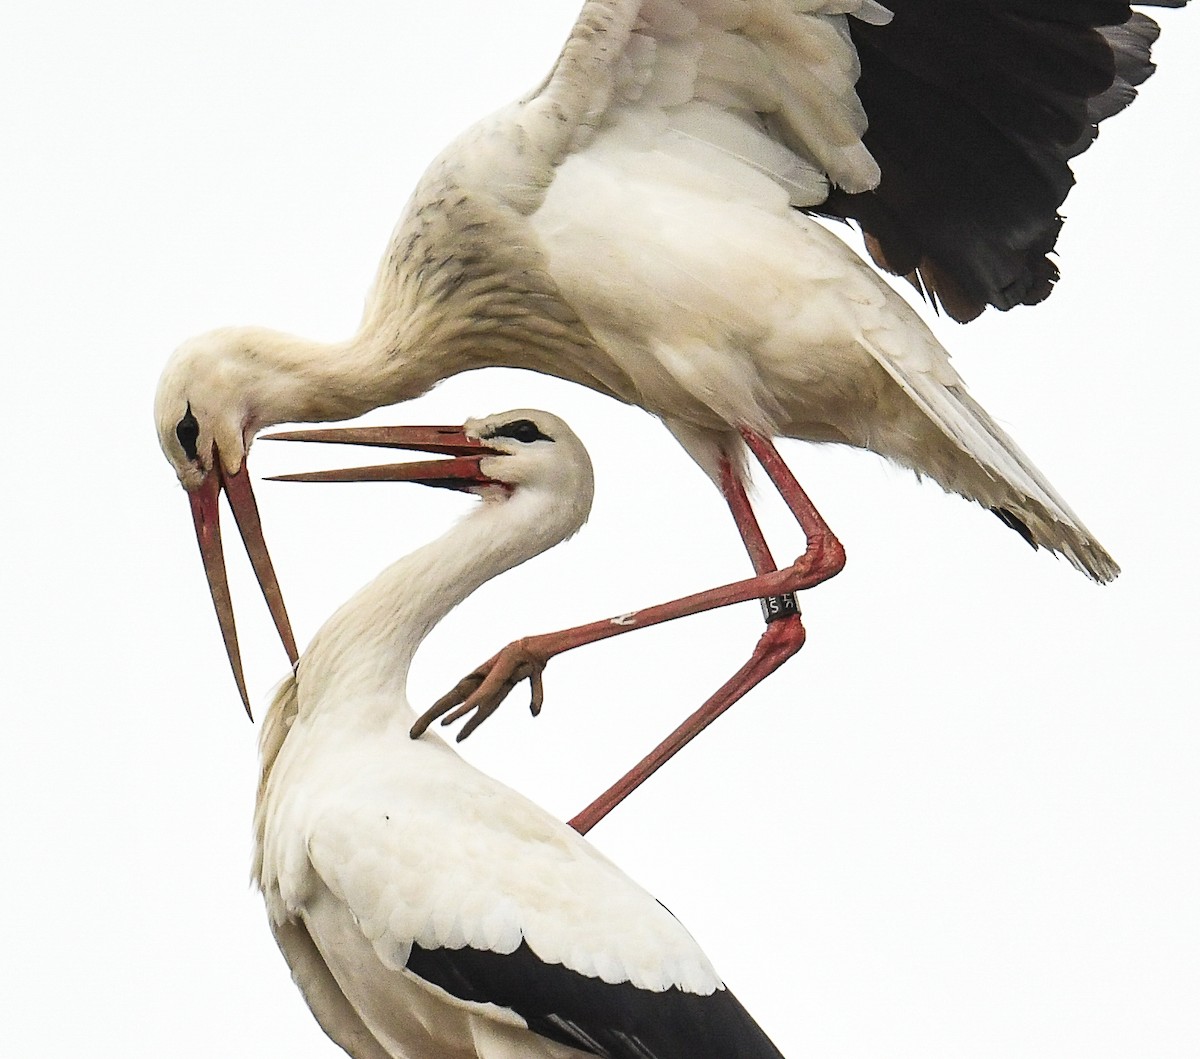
<box><xmin>405</xmin><ymin>940</ymin><xmax>785</xmax><ymax>1059</ymax></box>
<box><xmin>814</xmin><ymin>1</ymin><xmax>1183</xmax><ymax>321</ymax></box>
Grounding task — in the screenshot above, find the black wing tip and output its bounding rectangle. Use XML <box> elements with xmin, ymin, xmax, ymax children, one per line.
<box><xmin>831</xmin><ymin>1</ymin><xmax>1182</xmax><ymax>320</ymax></box>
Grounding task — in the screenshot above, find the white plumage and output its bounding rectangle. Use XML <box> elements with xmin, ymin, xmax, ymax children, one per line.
<box><xmin>154</xmin><ymin>0</ymin><xmax>1181</xmax><ymax>704</ymax></box>
<box><xmin>253</xmin><ymin>410</ymin><xmax>783</xmax><ymax>1058</ymax></box>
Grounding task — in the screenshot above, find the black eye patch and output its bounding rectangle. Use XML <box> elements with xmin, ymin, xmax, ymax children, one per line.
<box><xmin>486</xmin><ymin>419</ymin><xmax>554</xmax><ymax>444</ymax></box>
<box><xmin>175</xmin><ymin>405</ymin><xmax>201</xmax><ymax>461</ymax></box>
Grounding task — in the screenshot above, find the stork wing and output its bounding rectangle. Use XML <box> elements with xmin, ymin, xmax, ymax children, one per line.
<box><xmin>523</xmin><ymin>0</ymin><xmax>889</xmax><ymax>204</ymax></box>
<box><xmin>526</xmin><ymin>0</ymin><xmax>1181</xmax><ymax>322</ymax></box>
<box><xmin>304</xmin><ymin>760</ymin><xmax>712</xmax><ymax>979</ymax></box>
<box><xmin>824</xmin><ymin>1</ymin><xmax>1184</xmax><ymax>320</ymax></box>
<box><xmin>405</xmin><ymin>938</ymin><xmax>785</xmax><ymax>1059</ymax></box>
<box><xmin>276</xmin><ymin>745</ymin><xmax>785</xmax><ymax>1056</ymax></box>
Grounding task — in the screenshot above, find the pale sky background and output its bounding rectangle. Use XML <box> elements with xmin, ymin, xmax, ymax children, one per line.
<box><xmin>2</xmin><ymin>3</ymin><xmax>1197</xmax><ymax>1056</ymax></box>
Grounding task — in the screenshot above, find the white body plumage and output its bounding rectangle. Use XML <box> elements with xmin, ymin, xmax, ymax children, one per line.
<box><xmin>253</xmin><ymin>410</ymin><xmax>782</xmax><ymax>1058</ymax></box>
<box><xmin>153</xmin><ymin>0</ymin><xmax>1183</xmax><ymax>587</ymax></box>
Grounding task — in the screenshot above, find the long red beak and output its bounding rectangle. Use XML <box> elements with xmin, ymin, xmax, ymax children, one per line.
<box><xmin>188</xmin><ymin>448</ymin><xmax>298</xmax><ymax>718</ymax></box>
<box><xmin>263</xmin><ymin>424</ymin><xmax>503</xmax><ymax>490</ymax></box>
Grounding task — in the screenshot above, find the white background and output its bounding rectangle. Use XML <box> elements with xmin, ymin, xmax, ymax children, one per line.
<box><xmin>2</xmin><ymin>2</ymin><xmax>1197</xmax><ymax>1056</ymax></box>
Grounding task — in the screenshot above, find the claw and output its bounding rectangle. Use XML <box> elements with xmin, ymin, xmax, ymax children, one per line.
<box><xmin>528</xmin><ymin>668</ymin><xmax>544</xmax><ymax>716</ymax></box>
<box><xmin>410</xmin><ymin>640</ymin><xmax>549</xmax><ymax>740</ymax></box>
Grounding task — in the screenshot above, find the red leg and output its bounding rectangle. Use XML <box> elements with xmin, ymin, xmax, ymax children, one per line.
<box><xmin>741</xmin><ymin>428</ymin><xmax>841</xmax><ymax>563</ymax></box>
<box><xmin>719</xmin><ymin>452</ymin><xmax>776</xmax><ymax>576</ymax></box>
<box><xmin>714</xmin><ymin>433</ymin><xmax>846</xmax><ymax>600</ymax></box>
<box><xmin>568</xmin><ymin>616</ymin><xmax>805</xmax><ymax>833</ymax></box>
<box><xmin>412</xmin><ymin>432</ymin><xmax>844</xmax><ymax>741</ymax></box>
<box><xmin>568</xmin><ymin>440</ymin><xmax>820</xmax><ymax>833</ymax></box>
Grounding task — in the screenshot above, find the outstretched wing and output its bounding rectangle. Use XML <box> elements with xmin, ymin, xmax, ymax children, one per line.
<box><xmin>824</xmin><ymin>0</ymin><xmax>1185</xmax><ymax>320</ymax></box>
<box><xmin>525</xmin><ymin>0</ymin><xmax>1181</xmax><ymax>323</ymax></box>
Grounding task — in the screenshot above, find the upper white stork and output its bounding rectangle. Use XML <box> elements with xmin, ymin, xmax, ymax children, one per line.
<box><xmin>254</xmin><ymin>409</ymin><xmax>786</xmax><ymax>1058</ymax></box>
<box><xmin>155</xmin><ymin>0</ymin><xmax>1184</xmax><ymax>726</ymax></box>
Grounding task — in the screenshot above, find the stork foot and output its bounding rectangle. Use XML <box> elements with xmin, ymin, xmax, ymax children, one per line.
<box><xmin>411</xmin><ymin>638</ymin><xmax>550</xmax><ymax>740</ymax></box>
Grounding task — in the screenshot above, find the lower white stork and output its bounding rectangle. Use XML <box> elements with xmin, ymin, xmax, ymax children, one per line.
<box><xmin>254</xmin><ymin>409</ymin><xmax>785</xmax><ymax>1058</ymax></box>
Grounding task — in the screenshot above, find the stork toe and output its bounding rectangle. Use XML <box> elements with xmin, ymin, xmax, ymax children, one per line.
<box><xmin>412</xmin><ymin>640</ymin><xmax>551</xmax><ymax>741</ymax></box>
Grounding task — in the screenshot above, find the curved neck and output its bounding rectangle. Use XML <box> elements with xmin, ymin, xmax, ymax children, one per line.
<box><xmin>234</xmin><ymin>322</ymin><xmax>453</xmax><ymax>435</ymax></box>
<box><xmin>296</xmin><ymin>487</ymin><xmax>579</xmax><ymax>727</ymax></box>
<box><xmin>231</xmin><ymin>161</ymin><xmax>607</xmax><ymax>436</ymax></box>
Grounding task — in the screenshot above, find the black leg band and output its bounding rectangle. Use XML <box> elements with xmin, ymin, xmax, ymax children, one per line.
<box><xmin>760</xmin><ymin>592</ymin><xmax>800</xmax><ymax>623</ymax></box>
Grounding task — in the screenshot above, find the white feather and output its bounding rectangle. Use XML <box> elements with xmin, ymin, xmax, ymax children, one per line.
<box><xmin>255</xmin><ymin>412</ymin><xmax>725</xmax><ymax>1058</ymax></box>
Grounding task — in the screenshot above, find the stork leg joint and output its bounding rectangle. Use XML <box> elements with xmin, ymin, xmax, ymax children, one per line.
<box><xmin>771</xmin><ymin>531</ymin><xmax>846</xmax><ymax>596</ymax></box>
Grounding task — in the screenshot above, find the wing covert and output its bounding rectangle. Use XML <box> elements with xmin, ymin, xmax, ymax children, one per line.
<box><xmin>297</xmin><ymin>759</ymin><xmax>721</xmax><ymax>997</ymax></box>
<box><xmin>526</xmin><ymin>0</ymin><xmax>890</xmax><ymax>199</ymax></box>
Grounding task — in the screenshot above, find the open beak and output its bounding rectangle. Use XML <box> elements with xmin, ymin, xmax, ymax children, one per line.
<box><xmin>188</xmin><ymin>447</ymin><xmax>298</xmax><ymax>719</ymax></box>
<box><xmin>263</xmin><ymin>424</ymin><xmax>503</xmax><ymax>490</ymax></box>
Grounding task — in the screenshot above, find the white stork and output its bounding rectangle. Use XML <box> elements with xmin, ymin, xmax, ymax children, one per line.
<box><xmin>154</xmin><ymin>1</ymin><xmax>1184</xmax><ymax>748</ymax></box>
<box><xmin>254</xmin><ymin>409</ymin><xmax>786</xmax><ymax>1058</ymax></box>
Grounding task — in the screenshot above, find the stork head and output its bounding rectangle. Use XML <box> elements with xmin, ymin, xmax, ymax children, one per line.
<box><xmin>463</xmin><ymin>409</ymin><xmax>594</xmax><ymax>513</ymax></box>
<box><xmin>154</xmin><ymin>328</ymin><xmax>297</xmax><ymax>717</ymax></box>
<box><xmin>155</xmin><ymin>328</ymin><xmax>282</xmax><ymax>484</ymax></box>
<box><xmin>268</xmin><ymin>409</ymin><xmax>594</xmax><ymax>561</ymax></box>
<box><xmin>268</xmin><ymin>409</ymin><xmax>593</xmax><ymax>518</ymax></box>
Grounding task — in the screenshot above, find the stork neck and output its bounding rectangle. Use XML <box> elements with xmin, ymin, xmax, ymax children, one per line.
<box><xmin>297</xmin><ymin>488</ymin><xmax>573</xmax><ymax>726</ymax></box>
<box><xmin>231</xmin><ymin>322</ymin><xmax>451</xmax><ymax>435</ymax></box>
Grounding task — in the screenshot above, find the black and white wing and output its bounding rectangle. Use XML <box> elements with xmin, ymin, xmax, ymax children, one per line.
<box><xmin>824</xmin><ymin>0</ymin><xmax>1187</xmax><ymax>319</ymax></box>
<box><xmin>261</xmin><ymin>730</ymin><xmax>785</xmax><ymax>1059</ymax></box>
<box><xmin>523</xmin><ymin>0</ymin><xmax>1184</xmax><ymax>322</ymax></box>
<box><xmin>406</xmin><ymin>936</ymin><xmax>783</xmax><ymax>1058</ymax></box>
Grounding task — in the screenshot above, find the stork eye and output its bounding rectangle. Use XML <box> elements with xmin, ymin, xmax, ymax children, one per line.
<box><xmin>487</xmin><ymin>419</ymin><xmax>553</xmax><ymax>444</ymax></box>
<box><xmin>176</xmin><ymin>406</ymin><xmax>201</xmax><ymax>461</ymax></box>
